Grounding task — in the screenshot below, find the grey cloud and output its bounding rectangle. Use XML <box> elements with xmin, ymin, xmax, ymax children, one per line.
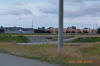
<box><xmin>45</xmin><ymin>0</ymin><xmax>100</xmax><ymax>18</ymax></box>
<box><xmin>65</xmin><ymin>3</ymin><xmax>100</xmax><ymax>17</ymax></box>
<box><xmin>0</xmin><ymin>8</ymin><xmax>32</xmax><ymax>15</ymax></box>
<box><xmin>65</xmin><ymin>0</ymin><xmax>83</xmax><ymax>3</ymax></box>
<box><xmin>39</xmin><ymin>7</ymin><xmax>58</xmax><ymax>15</ymax></box>
<box><xmin>0</xmin><ymin>0</ymin><xmax>100</xmax><ymax>18</ymax></box>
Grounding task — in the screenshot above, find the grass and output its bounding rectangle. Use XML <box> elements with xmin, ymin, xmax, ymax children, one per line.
<box><xmin>0</xmin><ymin>34</ymin><xmax>29</xmax><ymax>42</ymax></box>
<box><xmin>66</xmin><ymin>37</ymin><xmax>100</xmax><ymax>43</ymax></box>
<box><xmin>0</xmin><ymin>43</ymin><xmax>100</xmax><ymax>66</ymax></box>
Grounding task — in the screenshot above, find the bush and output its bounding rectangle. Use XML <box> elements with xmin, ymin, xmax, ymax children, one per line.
<box><xmin>97</xmin><ymin>27</ymin><xmax>100</xmax><ymax>34</ymax></box>
<box><xmin>0</xmin><ymin>34</ymin><xmax>29</xmax><ymax>42</ymax></box>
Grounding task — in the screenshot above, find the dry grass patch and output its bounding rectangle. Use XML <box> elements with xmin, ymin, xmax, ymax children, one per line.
<box><xmin>0</xmin><ymin>43</ymin><xmax>100</xmax><ymax>66</ymax></box>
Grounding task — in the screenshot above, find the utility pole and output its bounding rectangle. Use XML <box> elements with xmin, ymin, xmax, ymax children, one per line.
<box><xmin>32</xmin><ymin>20</ymin><xmax>34</xmax><ymax>29</ymax></box>
<box><xmin>32</xmin><ymin>19</ymin><xmax>34</xmax><ymax>33</ymax></box>
<box><xmin>58</xmin><ymin>0</ymin><xmax>64</xmax><ymax>52</ymax></box>
<box><xmin>96</xmin><ymin>22</ymin><xmax>98</xmax><ymax>29</ymax></box>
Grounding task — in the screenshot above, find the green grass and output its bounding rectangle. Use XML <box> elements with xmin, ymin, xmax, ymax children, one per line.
<box><xmin>67</xmin><ymin>37</ymin><xmax>100</xmax><ymax>43</ymax></box>
<box><xmin>0</xmin><ymin>43</ymin><xmax>99</xmax><ymax>66</ymax></box>
<box><xmin>0</xmin><ymin>34</ymin><xmax>29</xmax><ymax>42</ymax></box>
<box><xmin>81</xmin><ymin>44</ymin><xmax>100</xmax><ymax>56</ymax></box>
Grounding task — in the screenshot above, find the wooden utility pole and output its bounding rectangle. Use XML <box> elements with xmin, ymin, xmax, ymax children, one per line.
<box><xmin>58</xmin><ymin>0</ymin><xmax>64</xmax><ymax>52</ymax></box>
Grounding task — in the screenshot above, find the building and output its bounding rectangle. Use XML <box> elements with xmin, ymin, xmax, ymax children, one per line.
<box><xmin>48</xmin><ymin>27</ymin><xmax>56</xmax><ymax>34</ymax></box>
<box><xmin>21</xmin><ymin>28</ymin><xmax>34</xmax><ymax>34</ymax></box>
<box><xmin>76</xmin><ymin>29</ymin><xmax>83</xmax><ymax>33</ymax></box>
<box><xmin>4</xmin><ymin>27</ymin><xmax>22</xmax><ymax>34</ymax></box>
<box><xmin>4</xmin><ymin>27</ymin><xmax>34</xmax><ymax>34</ymax></box>
<box><xmin>4</xmin><ymin>26</ymin><xmax>97</xmax><ymax>34</ymax></box>
<box><xmin>66</xmin><ymin>27</ymin><xmax>76</xmax><ymax>33</ymax></box>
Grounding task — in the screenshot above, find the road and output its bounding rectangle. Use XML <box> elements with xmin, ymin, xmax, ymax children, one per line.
<box><xmin>16</xmin><ymin>36</ymin><xmax>78</xmax><ymax>45</ymax></box>
<box><xmin>0</xmin><ymin>53</ymin><xmax>62</xmax><ymax>66</ymax></box>
<box><xmin>16</xmin><ymin>35</ymin><xmax>98</xmax><ymax>45</ymax></box>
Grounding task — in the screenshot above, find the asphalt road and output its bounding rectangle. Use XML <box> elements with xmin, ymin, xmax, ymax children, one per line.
<box><xmin>0</xmin><ymin>53</ymin><xmax>62</xmax><ymax>66</ymax></box>
<box><xmin>16</xmin><ymin>36</ymin><xmax>78</xmax><ymax>45</ymax></box>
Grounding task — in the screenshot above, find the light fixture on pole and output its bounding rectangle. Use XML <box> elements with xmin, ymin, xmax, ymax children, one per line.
<box><xmin>58</xmin><ymin>0</ymin><xmax>64</xmax><ymax>52</ymax></box>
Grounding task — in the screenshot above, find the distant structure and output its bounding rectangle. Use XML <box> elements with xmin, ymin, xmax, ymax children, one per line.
<box><xmin>4</xmin><ymin>27</ymin><xmax>34</xmax><ymax>34</ymax></box>
<box><xmin>34</xmin><ymin>27</ymin><xmax>50</xmax><ymax>33</ymax></box>
<box><xmin>48</xmin><ymin>27</ymin><xmax>56</xmax><ymax>34</ymax></box>
<box><xmin>32</xmin><ymin>20</ymin><xmax>34</xmax><ymax>31</ymax></box>
<box><xmin>1</xmin><ymin>25</ymin><xmax>97</xmax><ymax>34</ymax></box>
<box><xmin>4</xmin><ymin>27</ymin><xmax>22</xmax><ymax>34</ymax></box>
<box><xmin>0</xmin><ymin>26</ymin><xmax>5</xmax><ymax>33</ymax></box>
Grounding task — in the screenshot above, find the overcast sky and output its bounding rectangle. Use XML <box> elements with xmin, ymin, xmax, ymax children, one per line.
<box><xmin>0</xmin><ymin>0</ymin><xmax>100</xmax><ymax>29</ymax></box>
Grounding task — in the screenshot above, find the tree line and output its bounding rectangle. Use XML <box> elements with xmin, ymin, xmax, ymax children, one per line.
<box><xmin>0</xmin><ymin>26</ymin><xmax>4</xmax><ymax>33</ymax></box>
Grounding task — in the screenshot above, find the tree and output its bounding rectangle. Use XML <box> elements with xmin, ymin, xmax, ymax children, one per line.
<box><xmin>72</xmin><ymin>26</ymin><xmax>76</xmax><ymax>29</ymax></box>
<box><xmin>0</xmin><ymin>26</ymin><xmax>4</xmax><ymax>33</ymax></box>
<box><xmin>97</xmin><ymin>27</ymin><xmax>100</xmax><ymax>34</ymax></box>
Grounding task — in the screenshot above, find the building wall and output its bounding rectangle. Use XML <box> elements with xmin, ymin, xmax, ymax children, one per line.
<box><xmin>4</xmin><ymin>30</ymin><xmax>22</xmax><ymax>34</ymax></box>
<box><xmin>22</xmin><ymin>31</ymin><xmax>34</xmax><ymax>34</ymax></box>
<box><xmin>4</xmin><ymin>28</ymin><xmax>34</xmax><ymax>34</ymax></box>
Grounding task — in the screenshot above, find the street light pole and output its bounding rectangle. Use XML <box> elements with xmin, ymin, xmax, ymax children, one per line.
<box><xmin>58</xmin><ymin>0</ymin><xmax>64</xmax><ymax>52</ymax></box>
